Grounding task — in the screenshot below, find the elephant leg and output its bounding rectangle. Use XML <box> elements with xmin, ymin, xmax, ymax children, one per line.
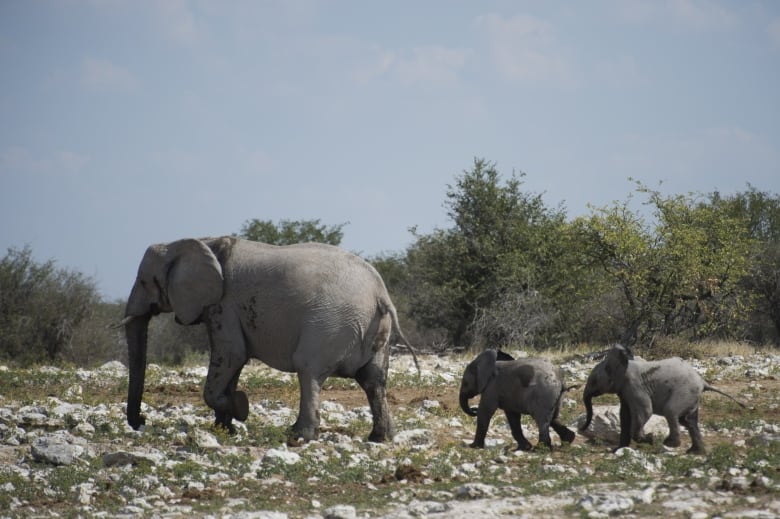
<box><xmin>505</xmin><ymin>411</ymin><xmax>532</xmax><ymax>451</ymax></box>
<box><xmin>551</xmin><ymin>419</ymin><xmax>576</xmax><ymax>444</ymax></box>
<box><xmin>356</xmin><ymin>357</ymin><xmax>394</xmax><ymax>442</ymax></box>
<box><xmin>532</xmin><ymin>416</ymin><xmax>554</xmax><ymax>451</ymax></box>
<box><xmin>214</xmin><ymin>366</ymin><xmax>244</xmax><ymax>434</ymax></box>
<box><xmin>681</xmin><ymin>407</ymin><xmax>706</xmax><ymax>454</ymax></box>
<box><xmin>617</xmin><ymin>397</ymin><xmax>633</xmax><ymax>449</ymax></box>
<box><xmin>630</xmin><ymin>398</ymin><xmax>653</xmax><ymax>446</ymax></box>
<box><xmin>471</xmin><ymin>401</ymin><xmax>498</xmax><ymax>449</ymax></box>
<box><xmin>203</xmin><ymin>311</ymin><xmax>249</xmax><ymax>424</ymax></box>
<box><xmin>291</xmin><ymin>372</ymin><xmax>324</xmax><ymax>441</ymax></box>
<box><xmin>663</xmin><ymin>411</ymin><xmax>682</xmax><ymax>448</ymax></box>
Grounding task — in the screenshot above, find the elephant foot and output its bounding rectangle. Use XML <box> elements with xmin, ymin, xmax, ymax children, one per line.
<box><xmin>514</xmin><ymin>441</ymin><xmax>533</xmax><ymax>452</ymax></box>
<box><xmin>368</xmin><ymin>428</ymin><xmax>393</xmax><ymax>443</ymax></box>
<box><xmin>557</xmin><ymin>427</ymin><xmax>576</xmax><ymax>444</ymax></box>
<box><xmin>127</xmin><ymin>413</ymin><xmax>146</xmax><ymax>431</ymax></box>
<box><xmin>663</xmin><ymin>436</ymin><xmax>681</xmax><ymax>448</ymax></box>
<box><xmin>686</xmin><ymin>444</ymin><xmax>706</xmax><ymax>455</ymax></box>
<box><xmin>636</xmin><ymin>433</ymin><xmax>654</xmax><ymax>444</ymax></box>
<box><xmin>290</xmin><ymin>423</ymin><xmax>319</xmax><ymax>443</ymax></box>
<box><xmin>229</xmin><ymin>391</ymin><xmax>249</xmax><ymax>422</ymax></box>
<box><xmin>469</xmin><ymin>440</ymin><xmax>485</xmax><ymax>449</ymax></box>
<box><xmin>213</xmin><ymin>419</ymin><xmax>237</xmax><ymax>435</ymax></box>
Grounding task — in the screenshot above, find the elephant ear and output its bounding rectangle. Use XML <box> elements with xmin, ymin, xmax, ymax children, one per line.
<box><xmin>606</xmin><ymin>343</ymin><xmax>632</xmax><ymax>375</ymax></box>
<box><xmin>475</xmin><ymin>350</ymin><xmax>499</xmax><ymax>394</ymax></box>
<box><xmin>517</xmin><ymin>364</ymin><xmax>535</xmax><ymax>387</ymax></box>
<box><xmin>614</xmin><ymin>343</ymin><xmax>634</xmax><ymax>365</ymax></box>
<box><xmin>497</xmin><ymin>350</ymin><xmax>514</xmax><ymax>361</ymax></box>
<box><xmin>166</xmin><ymin>239</ymin><xmax>224</xmax><ymax>325</ymax></box>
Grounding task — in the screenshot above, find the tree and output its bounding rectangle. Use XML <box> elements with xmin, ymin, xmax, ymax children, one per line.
<box><xmin>404</xmin><ymin>158</ymin><xmax>569</xmax><ymax>348</ymax></box>
<box><xmin>238</xmin><ymin>219</ymin><xmax>347</xmax><ymax>246</ymax></box>
<box><xmin>710</xmin><ymin>186</ymin><xmax>780</xmax><ymax>344</ymax></box>
<box><xmin>574</xmin><ymin>183</ymin><xmax>754</xmax><ymax>345</ymax></box>
<box><xmin>0</xmin><ymin>246</ymin><xmax>101</xmax><ymax>365</ymax></box>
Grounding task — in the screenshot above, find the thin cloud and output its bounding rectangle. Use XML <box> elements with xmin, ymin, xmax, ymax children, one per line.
<box><xmin>613</xmin><ymin>0</ymin><xmax>737</xmax><ymax>30</ymax></box>
<box><xmin>81</xmin><ymin>57</ymin><xmax>139</xmax><ymax>92</ymax></box>
<box><xmin>149</xmin><ymin>0</ymin><xmax>199</xmax><ymax>46</ymax></box>
<box><xmin>475</xmin><ymin>13</ymin><xmax>570</xmax><ymax>84</ymax></box>
<box><xmin>356</xmin><ymin>45</ymin><xmax>471</xmax><ymax>86</ymax></box>
<box><xmin>394</xmin><ymin>46</ymin><xmax>471</xmax><ymax>85</ymax></box>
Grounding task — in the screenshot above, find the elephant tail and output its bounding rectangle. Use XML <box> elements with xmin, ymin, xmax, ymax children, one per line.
<box><xmin>703</xmin><ymin>383</ymin><xmax>748</xmax><ymax>409</ymax></box>
<box><xmin>547</xmin><ymin>381</ymin><xmax>568</xmax><ymax>426</ymax></box>
<box><xmin>382</xmin><ymin>299</ymin><xmax>421</xmax><ymax>375</ymax></box>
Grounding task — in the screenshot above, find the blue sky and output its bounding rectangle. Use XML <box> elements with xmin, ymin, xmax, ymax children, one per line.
<box><xmin>2</xmin><ymin>1</ymin><xmax>779</xmax><ymax>301</ymax></box>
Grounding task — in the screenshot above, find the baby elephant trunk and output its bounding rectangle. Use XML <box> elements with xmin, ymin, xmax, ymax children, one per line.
<box><xmin>459</xmin><ymin>391</ymin><xmax>478</xmax><ymax>417</ymax></box>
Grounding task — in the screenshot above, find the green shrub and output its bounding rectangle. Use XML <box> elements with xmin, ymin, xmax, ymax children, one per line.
<box><xmin>0</xmin><ymin>246</ymin><xmax>102</xmax><ymax>366</ymax></box>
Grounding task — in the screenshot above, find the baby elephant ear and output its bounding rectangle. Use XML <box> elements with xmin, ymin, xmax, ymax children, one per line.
<box><xmin>497</xmin><ymin>350</ymin><xmax>514</xmax><ymax>361</ymax></box>
<box><xmin>614</xmin><ymin>343</ymin><xmax>634</xmax><ymax>363</ymax></box>
<box><xmin>517</xmin><ymin>364</ymin><xmax>535</xmax><ymax>387</ymax></box>
<box><xmin>475</xmin><ymin>349</ymin><xmax>499</xmax><ymax>394</ymax></box>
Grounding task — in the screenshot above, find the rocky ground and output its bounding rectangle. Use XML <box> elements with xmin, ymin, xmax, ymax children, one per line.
<box><xmin>1</xmin><ymin>348</ymin><xmax>779</xmax><ymax>518</ymax></box>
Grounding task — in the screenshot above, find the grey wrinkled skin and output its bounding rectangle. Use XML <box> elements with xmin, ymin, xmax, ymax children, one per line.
<box><xmin>459</xmin><ymin>350</ymin><xmax>576</xmax><ymax>451</ymax></box>
<box><xmin>580</xmin><ymin>344</ymin><xmax>745</xmax><ymax>453</ymax></box>
<box><xmin>123</xmin><ymin>237</ymin><xmax>417</xmax><ymax>443</ymax></box>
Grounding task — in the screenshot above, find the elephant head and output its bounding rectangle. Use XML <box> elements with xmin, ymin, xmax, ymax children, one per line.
<box><xmin>124</xmin><ymin>238</ymin><xmax>225</xmax><ymax>429</ymax></box>
<box><xmin>459</xmin><ymin>350</ymin><xmax>514</xmax><ymax>416</ymax></box>
<box><xmin>580</xmin><ymin>344</ymin><xmax>634</xmax><ymax>431</ymax></box>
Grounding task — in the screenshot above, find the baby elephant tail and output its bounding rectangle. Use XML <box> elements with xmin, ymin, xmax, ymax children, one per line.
<box><xmin>703</xmin><ymin>383</ymin><xmax>748</xmax><ymax>409</ymax></box>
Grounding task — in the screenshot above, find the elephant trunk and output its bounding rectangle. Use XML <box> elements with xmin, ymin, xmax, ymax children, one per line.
<box><xmin>126</xmin><ymin>314</ymin><xmax>151</xmax><ymax>430</ymax></box>
<box><xmin>580</xmin><ymin>389</ymin><xmax>595</xmax><ymax>432</ymax></box>
<box><xmin>459</xmin><ymin>391</ymin><xmax>478</xmax><ymax>417</ymax></box>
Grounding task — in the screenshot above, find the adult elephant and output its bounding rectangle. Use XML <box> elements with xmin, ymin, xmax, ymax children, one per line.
<box><xmin>120</xmin><ymin>236</ymin><xmax>417</xmax><ymax>442</ymax></box>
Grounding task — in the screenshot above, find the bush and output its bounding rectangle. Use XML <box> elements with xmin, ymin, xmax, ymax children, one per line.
<box><xmin>62</xmin><ymin>300</ymin><xmax>126</xmax><ymax>367</ymax></box>
<box><xmin>0</xmin><ymin>246</ymin><xmax>102</xmax><ymax>366</ymax></box>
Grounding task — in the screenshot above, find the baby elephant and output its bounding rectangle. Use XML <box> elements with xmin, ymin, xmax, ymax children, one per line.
<box><xmin>580</xmin><ymin>344</ymin><xmax>746</xmax><ymax>453</ymax></box>
<box><xmin>459</xmin><ymin>350</ymin><xmax>576</xmax><ymax>451</ymax></box>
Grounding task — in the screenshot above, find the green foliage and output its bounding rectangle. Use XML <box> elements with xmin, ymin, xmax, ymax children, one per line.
<box><xmin>711</xmin><ymin>186</ymin><xmax>780</xmax><ymax>343</ymax></box>
<box><xmin>238</xmin><ymin>218</ymin><xmax>347</xmax><ymax>246</ymax></box>
<box><xmin>573</xmin><ymin>182</ymin><xmax>755</xmax><ymax>345</ymax></box>
<box><xmin>0</xmin><ymin>246</ymin><xmax>103</xmax><ymax>365</ymax></box>
<box><xmin>403</xmin><ymin>158</ymin><xmax>570</xmax><ymax>348</ymax></box>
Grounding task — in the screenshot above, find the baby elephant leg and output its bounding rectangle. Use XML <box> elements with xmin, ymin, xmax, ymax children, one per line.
<box><xmin>551</xmin><ymin>419</ymin><xmax>576</xmax><ymax>444</ymax></box>
<box><xmin>470</xmin><ymin>404</ymin><xmax>497</xmax><ymax>448</ymax></box>
<box><xmin>663</xmin><ymin>410</ymin><xmax>682</xmax><ymax>448</ymax></box>
<box><xmin>504</xmin><ymin>411</ymin><xmax>533</xmax><ymax>451</ymax></box>
<box><xmin>630</xmin><ymin>406</ymin><xmax>653</xmax><ymax>446</ymax></box>
<box><xmin>680</xmin><ymin>407</ymin><xmax>706</xmax><ymax>454</ymax></box>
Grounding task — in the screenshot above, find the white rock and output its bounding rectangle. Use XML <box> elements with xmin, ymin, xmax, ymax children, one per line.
<box><xmin>191</xmin><ymin>429</ymin><xmax>220</xmax><ymax>449</ymax></box>
<box><xmin>263</xmin><ymin>448</ymin><xmax>301</xmax><ymax>465</ymax></box>
<box><xmin>455</xmin><ymin>482</ymin><xmax>496</xmax><ymax>499</ymax></box>
<box><xmin>30</xmin><ymin>431</ymin><xmax>86</xmax><ymax>466</ymax></box>
<box><xmin>74</xmin><ymin>482</ymin><xmax>94</xmax><ymax>505</ymax></box>
<box><xmin>578</xmin><ymin>494</ymin><xmax>634</xmax><ymax>516</ymax></box>
<box><xmin>323</xmin><ymin>504</ymin><xmax>357</xmax><ymax>519</ymax></box>
<box><xmin>576</xmin><ymin>405</ymin><xmax>669</xmax><ymax>445</ymax></box>
<box><xmin>392</xmin><ymin>428</ymin><xmax>433</xmax><ymax>447</ymax></box>
<box><xmin>72</xmin><ymin>422</ymin><xmax>95</xmax><ymax>436</ymax></box>
<box><xmin>97</xmin><ymin>360</ymin><xmax>127</xmax><ymax>377</ymax></box>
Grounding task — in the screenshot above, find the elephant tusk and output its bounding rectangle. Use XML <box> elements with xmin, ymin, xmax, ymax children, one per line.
<box><xmin>107</xmin><ymin>315</ymin><xmax>136</xmax><ymax>330</ymax></box>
